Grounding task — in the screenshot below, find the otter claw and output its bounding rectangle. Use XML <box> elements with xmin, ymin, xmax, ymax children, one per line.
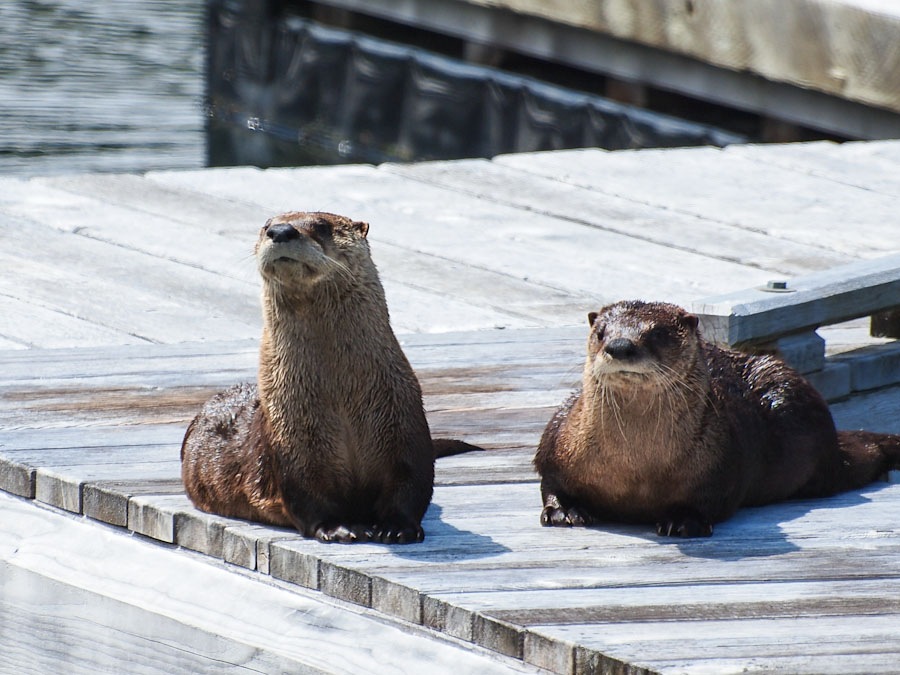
<box><xmin>656</xmin><ymin>516</ymin><xmax>713</xmax><ymax>538</ymax></box>
<box><xmin>375</xmin><ymin>522</ymin><xmax>424</xmax><ymax>544</ymax></box>
<box><xmin>541</xmin><ymin>505</ymin><xmax>594</xmax><ymax>527</ymax></box>
<box><xmin>314</xmin><ymin>523</ymin><xmax>375</xmax><ymax>543</ymax></box>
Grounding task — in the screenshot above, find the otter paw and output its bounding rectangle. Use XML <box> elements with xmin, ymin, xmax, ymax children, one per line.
<box><xmin>541</xmin><ymin>505</ymin><xmax>594</xmax><ymax>527</ymax></box>
<box><xmin>374</xmin><ymin>521</ymin><xmax>424</xmax><ymax>544</ymax></box>
<box><xmin>314</xmin><ymin>523</ymin><xmax>375</xmax><ymax>543</ymax></box>
<box><xmin>656</xmin><ymin>515</ymin><xmax>713</xmax><ymax>538</ymax></box>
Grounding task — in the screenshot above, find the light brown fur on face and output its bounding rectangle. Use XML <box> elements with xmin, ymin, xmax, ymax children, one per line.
<box><xmin>255</xmin><ymin>211</ymin><xmax>369</xmax><ymax>291</ymax></box>
<box><xmin>181</xmin><ymin>212</ymin><xmax>477</xmax><ymax>544</ymax></box>
<box><xmin>534</xmin><ymin>300</ymin><xmax>900</xmax><ymax>537</ymax></box>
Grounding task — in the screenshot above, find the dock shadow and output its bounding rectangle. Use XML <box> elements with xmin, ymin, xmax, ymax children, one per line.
<box><xmin>658</xmin><ymin>487</ymin><xmax>883</xmax><ymax>561</ymax></box>
<box><xmin>389</xmin><ymin>504</ymin><xmax>511</xmax><ymax>562</ymax></box>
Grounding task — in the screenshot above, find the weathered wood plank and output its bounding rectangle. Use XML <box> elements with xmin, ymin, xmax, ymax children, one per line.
<box><xmin>0</xmin><ymin>295</ymin><xmax>144</xmax><ymax>349</ymax></box>
<box><xmin>83</xmin><ymin>479</ymin><xmax>185</xmax><ymax>528</ymax></box>
<box><xmin>0</xmin><ymin>177</ymin><xmax>260</xmax><ymax>284</ymax></box>
<box><xmin>35</xmin><ymin>461</ymin><xmax>182</xmax><ymax>514</ymax></box>
<box><xmin>34</xmin><ymin>171</ymin><xmax>603</xmax><ymax>330</ymax></box>
<box><xmin>689</xmin><ymin>252</ymin><xmax>900</xmax><ymax>346</ymax></box>
<box><xmin>384</xmin><ymin>158</ymin><xmax>850</xmax><ymax>275</ymax></box>
<box><xmin>0</xmin><ymin>492</ymin><xmax>541</xmax><ymax>674</ymax></box>
<box><xmin>865</xmin><ymin>139</ymin><xmax>900</xmax><ymax>165</ymax></box>
<box><xmin>33</xmin><ymin>172</ymin><xmax>589</xmax><ymax>331</ymax></box>
<box><xmin>544</xmin><ymin>615</ymin><xmax>900</xmax><ymax>675</ymax></box>
<box><xmin>3</xmin><ymin>145</ymin><xmax>900</xmax><ymax>674</ymax></box>
<box><xmin>832</xmin><ymin>383</ymin><xmax>900</xmax><ymax>436</ymax></box>
<box><xmin>439</xmin><ymin>577</ymin><xmax>900</xmax><ymax>625</ymax></box>
<box><xmin>262</xmin><ymin>483</ymin><xmax>900</xmax><ymax>596</ymax></box>
<box><xmin>496</xmin><ymin>147</ymin><xmax>900</xmax><ymax>258</ymax></box>
<box><xmin>0</xmin><ymin>212</ymin><xmax>261</xmax><ymax>344</ymax></box>
<box><xmin>0</xmin><ymin>423</ymin><xmax>186</xmax><ymax>449</ymax></box>
<box><xmin>727</xmin><ymin>140</ymin><xmax>900</xmax><ymax>198</ymax></box>
<box><xmin>820</xmin><ymin>317</ymin><xmax>895</xmax><ymax>357</ymax></box>
<box><xmin>147</xmin><ymin>165</ymin><xmax>772</xmax><ymax>305</ymax></box>
<box><xmin>0</xmin><ymin>339</ymin><xmax>258</xmax><ymax>380</ymax></box>
<box><xmin>0</xmin><ymin>326</ymin><xmax>584</xmax><ymax>386</ymax></box>
<box><xmin>0</xmin><ymin>174</ymin><xmax>562</xmax><ymax>340</ymax></box>
<box><xmin>0</xmin><ymin>385</ymin><xmax>217</xmax><ymax>429</ymax></box>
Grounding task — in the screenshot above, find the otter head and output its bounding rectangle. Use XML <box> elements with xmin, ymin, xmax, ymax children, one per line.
<box><xmin>255</xmin><ymin>211</ymin><xmax>370</xmax><ymax>291</ymax></box>
<box><xmin>586</xmin><ymin>300</ymin><xmax>701</xmax><ymax>388</ymax></box>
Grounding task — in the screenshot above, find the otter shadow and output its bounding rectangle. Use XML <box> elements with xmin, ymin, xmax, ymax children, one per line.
<box><xmin>388</xmin><ymin>504</ymin><xmax>511</xmax><ymax>562</ymax></box>
<box><xmin>655</xmin><ymin>487</ymin><xmax>884</xmax><ymax>561</ymax></box>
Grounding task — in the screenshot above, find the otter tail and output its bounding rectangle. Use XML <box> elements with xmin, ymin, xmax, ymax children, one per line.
<box><xmin>836</xmin><ymin>430</ymin><xmax>900</xmax><ymax>490</ymax></box>
<box><xmin>433</xmin><ymin>438</ymin><xmax>484</xmax><ymax>459</ymax></box>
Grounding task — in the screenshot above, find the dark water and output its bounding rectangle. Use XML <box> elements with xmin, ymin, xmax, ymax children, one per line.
<box><xmin>0</xmin><ymin>1</ymin><xmax>205</xmax><ymax>177</ymax></box>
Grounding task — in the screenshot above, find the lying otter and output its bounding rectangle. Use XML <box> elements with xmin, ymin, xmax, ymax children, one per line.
<box><xmin>534</xmin><ymin>300</ymin><xmax>900</xmax><ymax>537</ymax></box>
<box><xmin>181</xmin><ymin>211</ymin><xmax>477</xmax><ymax>544</ymax></box>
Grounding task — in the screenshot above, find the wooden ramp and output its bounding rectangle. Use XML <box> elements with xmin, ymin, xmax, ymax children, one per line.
<box><xmin>1</xmin><ymin>333</ymin><xmax>899</xmax><ymax>674</ymax></box>
<box><xmin>1</xmin><ymin>140</ymin><xmax>900</xmax><ymax>673</ymax></box>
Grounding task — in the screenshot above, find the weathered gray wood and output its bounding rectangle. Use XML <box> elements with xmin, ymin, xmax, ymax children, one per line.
<box><xmin>33</xmin><ymin>172</ymin><xmax>588</xmax><ymax>331</ymax></box>
<box><xmin>438</xmin><ymin>577</ymin><xmax>900</xmax><ymax>625</ymax></box>
<box><xmin>82</xmin><ymin>479</ymin><xmax>185</xmax><ymax>528</ymax></box>
<box><xmin>35</xmin><ymin>461</ymin><xmax>182</xmax><ymax>514</ymax></box>
<box><xmin>837</xmin><ymin>341</ymin><xmax>900</xmax><ymax>393</ymax></box>
<box><xmin>4</xmin><ymin>143</ymin><xmax>900</xmax><ymax>348</ymax></box>
<box><xmin>548</xmin><ymin>615</ymin><xmax>900</xmax><ymax>675</ymax></box>
<box><xmin>0</xmin><ymin>423</ymin><xmax>187</xmax><ymax>450</ymax></box>
<box><xmin>0</xmin><ymin>327</ymin><xmax>582</xmax><ymax>383</ymax></box>
<box><xmin>820</xmin><ymin>317</ymin><xmax>896</xmax><ymax>358</ymax></box>
<box><xmin>832</xmin><ymin>384</ymin><xmax>900</xmax><ymax>436</ymax></box>
<box><xmin>0</xmin><ymin>336</ymin><xmax>26</xmax><ymax>351</ymax></box>
<box><xmin>689</xmin><ymin>253</ymin><xmax>900</xmax><ymax>346</ymax></box>
<box><xmin>0</xmin><ymin>339</ymin><xmax>257</xmax><ymax>381</ymax></box>
<box><xmin>221</xmin><ymin>522</ymin><xmax>296</xmax><ymax>572</ymax></box>
<box><xmin>0</xmin><ymin>294</ymin><xmax>145</xmax><ymax>349</ymax></box>
<box><xmin>805</xmin><ymin>361</ymin><xmax>852</xmax><ymax>402</ymax></box>
<box><xmin>0</xmin><ymin>493</ymin><xmax>540</xmax><ymax>674</ymax></box>
<box><xmin>0</xmin><ymin>211</ymin><xmax>261</xmax><ymax>345</ymax></box>
<box><xmin>147</xmin><ymin>165</ymin><xmax>772</xmax><ymax>306</ymax></box>
<box><xmin>0</xmin><ymin>458</ymin><xmax>35</xmax><ymax>498</ymax></box>
<box><xmin>727</xmin><ymin>140</ymin><xmax>900</xmax><ymax>198</ymax></box>
<box><xmin>3</xmin><ymin>145</ymin><xmax>900</xmax><ymax>674</ymax></box>
<box><xmin>128</xmin><ymin>493</ymin><xmax>194</xmax><ymax>543</ymax></box>
<box><xmin>496</xmin><ymin>147</ymin><xmax>900</xmax><ymax>258</ymax></box>
<box><xmin>384</xmin><ymin>158</ymin><xmax>851</xmax><ymax>276</ymax></box>
<box><xmin>0</xmin><ymin>177</ymin><xmax>261</xmax><ymax>284</ymax></box>
<box><xmin>174</xmin><ymin>508</ymin><xmax>231</xmax><ymax>560</ymax></box>
<box><xmin>752</xmin><ymin>330</ymin><xmax>825</xmax><ymax>373</ymax></box>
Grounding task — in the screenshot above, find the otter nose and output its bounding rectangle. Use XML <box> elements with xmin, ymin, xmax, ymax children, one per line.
<box><xmin>267</xmin><ymin>223</ymin><xmax>300</xmax><ymax>243</ymax></box>
<box><xmin>604</xmin><ymin>338</ymin><xmax>638</xmax><ymax>360</ymax></box>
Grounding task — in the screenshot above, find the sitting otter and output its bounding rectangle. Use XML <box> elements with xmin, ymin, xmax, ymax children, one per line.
<box><xmin>181</xmin><ymin>211</ymin><xmax>477</xmax><ymax>544</ymax></box>
<box><xmin>534</xmin><ymin>300</ymin><xmax>900</xmax><ymax>537</ymax></box>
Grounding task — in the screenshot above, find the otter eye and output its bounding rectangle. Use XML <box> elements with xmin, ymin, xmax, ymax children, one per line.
<box><xmin>592</xmin><ymin>325</ymin><xmax>606</xmax><ymax>342</ymax></box>
<box><xmin>646</xmin><ymin>325</ymin><xmax>675</xmax><ymax>347</ymax></box>
<box><xmin>312</xmin><ymin>219</ymin><xmax>332</xmax><ymax>239</ymax></box>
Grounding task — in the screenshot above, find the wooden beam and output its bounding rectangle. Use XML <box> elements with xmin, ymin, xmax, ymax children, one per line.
<box><xmin>689</xmin><ymin>253</ymin><xmax>900</xmax><ymax>347</ymax></box>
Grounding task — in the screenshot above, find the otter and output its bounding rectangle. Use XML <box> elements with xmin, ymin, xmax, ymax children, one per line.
<box><xmin>181</xmin><ymin>211</ymin><xmax>477</xmax><ymax>544</ymax></box>
<box><xmin>534</xmin><ymin>300</ymin><xmax>900</xmax><ymax>537</ymax></box>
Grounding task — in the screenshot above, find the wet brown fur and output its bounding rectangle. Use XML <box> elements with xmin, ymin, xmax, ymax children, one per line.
<box><xmin>181</xmin><ymin>211</ymin><xmax>478</xmax><ymax>544</ymax></box>
<box><xmin>534</xmin><ymin>300</ymin><xmax>900</xmax><ymax>537</ymax></box>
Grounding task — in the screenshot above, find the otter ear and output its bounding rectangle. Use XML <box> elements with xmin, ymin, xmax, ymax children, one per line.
<box><xmin>682</xmin><ymin>313</ymin><xmax>700</xmax><ymax>331</ymax></box>
<box><xmin>352</xmin><ymin>220</ymin><xmax>369</xmax><ymax>238</ymax></box>
<box><xmin>587</xmin><ymin>311</ymin><xmax>598</xmax><ymax>327</ymax></box>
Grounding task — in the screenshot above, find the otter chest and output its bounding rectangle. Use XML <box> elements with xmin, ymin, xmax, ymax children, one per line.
<box><xmin>566</xmin><ymin>425</ymin><xmax>698</xmax><ymax>513</ymax></box>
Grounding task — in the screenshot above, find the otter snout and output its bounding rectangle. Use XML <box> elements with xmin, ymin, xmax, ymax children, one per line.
<box><xmin>604</xmin><ymin>338</ymin><xmax>639</xmax><ymax>360</ymax></box>
<box><xmin>267</xmin><ymin>223</ymin><xmax>300</xmax><ymax>243</ymax></box>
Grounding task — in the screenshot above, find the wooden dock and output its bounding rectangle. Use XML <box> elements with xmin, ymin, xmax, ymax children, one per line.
<box><xmin>1</xmin><ymin>141</ymin><xmax>900</xmax><ymax>673</ymax></box>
